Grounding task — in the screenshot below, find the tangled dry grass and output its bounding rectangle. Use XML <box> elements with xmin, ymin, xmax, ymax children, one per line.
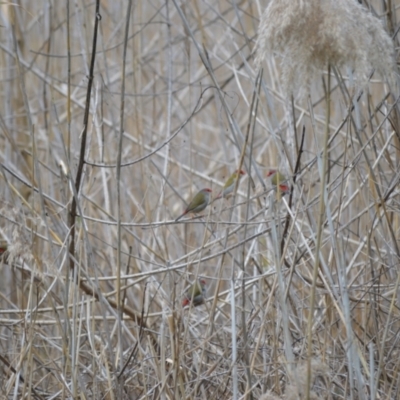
<box><xmin>0</xmin><ymin>0</ymin><xmax>399</xmax><ymax>399</ymax></box>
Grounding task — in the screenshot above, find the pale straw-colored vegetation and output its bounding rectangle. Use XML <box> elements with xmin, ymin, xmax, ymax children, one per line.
<box><xmin>0</xmin><ymin>1</ymin><xmax>399</xmax><ymax>399</ymax></box>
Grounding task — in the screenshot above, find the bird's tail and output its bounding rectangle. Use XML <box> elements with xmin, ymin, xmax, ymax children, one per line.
<box><xmin>175</xmin><ymin>212</ymin><xmax>186</xmax><ymax>222</ymax></box>
<box><xmin>212</xmin><ymin>192</ymin><xmax>223</xmax><ymax>202</ymax></box>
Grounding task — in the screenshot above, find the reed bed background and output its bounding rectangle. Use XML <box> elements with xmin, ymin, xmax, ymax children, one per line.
<box><xmin>0</xmin><ymin>0</ymin><xmax>399</xmax><ymax>399</ymax></box>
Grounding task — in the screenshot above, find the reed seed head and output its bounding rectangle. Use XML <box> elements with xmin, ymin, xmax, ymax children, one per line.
<box><xmin>255</xmin><ymin>0</ymin><xmax>396</xmax><ymax>94</ymax></box>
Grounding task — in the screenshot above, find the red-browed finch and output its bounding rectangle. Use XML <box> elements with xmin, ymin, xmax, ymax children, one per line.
<box><xmin>175</xmin><ymin>188</ymin><xmax>212</xmax><ymax>221</ymax></box>
<box><xmin>215</xmin><ymin>169</ymin><xmax>246</xmax><ymax>200</ymax></box>
<box><xmin>182</xmin><ymin>279</ymin><xmax>207</xmax><ymax>307</ymax></box>
<box><xmin>266</xmin><ymin>169</ymin><xmax>290</xmax><ymax>195</ymax></box>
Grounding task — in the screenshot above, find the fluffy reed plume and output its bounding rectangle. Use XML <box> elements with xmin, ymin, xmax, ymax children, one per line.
<box><xmin>255</xmin><ymin>0</ymin><xmax>396</xmax><ymax>94</ymax></box>
<box><xmin>285</xmin><ymin>359</ymin><xmax>329</xmax><ymax>400</ymax></box>
<box><xmin>260</xmin><ymin>359</ymin><xmax>329</xmax><ymax>400</ymax></box>
<box><xmin>259</xmin><ymin>393</ymin><xmax>281</xmax><ymax>400</ymax></box>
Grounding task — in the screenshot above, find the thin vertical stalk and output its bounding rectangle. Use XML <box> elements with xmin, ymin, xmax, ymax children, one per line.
<box><xmin>305</xmin><ymin>65</ymin><xmax>331</xmax><ymax>400</ymax></box>
<box><xmin>240</xmin><ymin>69</ymin><xmax>263</xmax><ymax>400</ymax></box>
<box><xmin>67</xmin><ymin>0</ymin><xmax>100</xmax><ymax>272</ymax></box>
<box><xmin>116</xmin><ymin>0</ymin><xmax>133</xmax><ymax>375</ymax></box>
<box><xmin>156</xmin><ymin>0</ymin><xmax>172</xmax><ymax>223</ymax></box>
<box><xmin>66</xmin><ymin>0</ymin><xmax>71</xmax><ymax>162</ymax></box>
<box><xmin>270</xmin><ymin>194</ymin><xmax>294</xmax><ymax>369</ymax></box>
<box><xmin>230</xmin><ymin>280</ymin><xmax>238</xmax><ymax>400</ymax></box>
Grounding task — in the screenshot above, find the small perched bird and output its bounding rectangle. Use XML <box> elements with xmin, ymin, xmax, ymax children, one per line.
<box><xmin>266</xmin><ymin>169</ymin><xmax>290</xmax><ymax>195</ymax></box>
<box><xmin>175</xmin><ymin>188</ymin><xmax>212</xmax><ymax>221</ymax></box>
<box><xmin>215</xmin><ymin>169</ymin><xmax>246</xmax><ymax>200</ymax></box>
<box><xmin>182</xmin><ymin>279</ymin><xmax>207</xmax><ymax>307</ymax></box>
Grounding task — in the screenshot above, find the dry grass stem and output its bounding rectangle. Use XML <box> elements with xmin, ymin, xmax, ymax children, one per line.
<box><xmin>0</xmin><ymin>0</ymin><xmax>399</xmax><ymax>399</ymax></box>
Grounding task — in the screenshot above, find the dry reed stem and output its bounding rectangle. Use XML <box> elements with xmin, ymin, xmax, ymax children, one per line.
<box><xmin>0</xmin><ymin>1</ymin><xmax>399</xmax><ymax>399</ymax></box>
